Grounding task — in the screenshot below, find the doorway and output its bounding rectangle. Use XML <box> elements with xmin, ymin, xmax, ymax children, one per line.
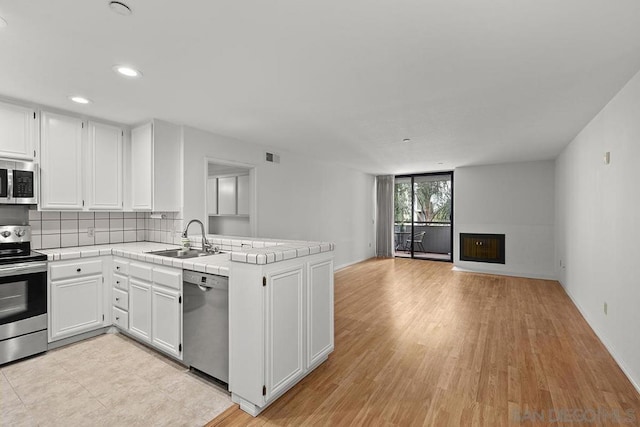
<box><xmin>394</xmin><ymin>172</ymin><xmax>453</xmax><ymax>261</ymax></box>
<box><xmin>205</xmin><ymin>159</ymin><xmax>256</xmax><ymax>237</ymax></box>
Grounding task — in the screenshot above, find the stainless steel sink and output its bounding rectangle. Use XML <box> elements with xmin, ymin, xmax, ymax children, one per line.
<box><xmin>146</xmin><ymin>248</ymin><xmax>224</xmax><ymax>259</ymax></box>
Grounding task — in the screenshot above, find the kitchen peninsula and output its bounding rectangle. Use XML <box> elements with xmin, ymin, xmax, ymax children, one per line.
<box><xmin>39</xmin><ymin>236</ymin><xmax>335</xmax><ymax>416</ymax></box>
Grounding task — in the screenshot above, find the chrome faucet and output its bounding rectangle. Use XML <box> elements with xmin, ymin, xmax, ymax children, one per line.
<box><xmin>182</xmin><ymin>219</ymin><xmax>212</xmax><ymax>252</ymax></box>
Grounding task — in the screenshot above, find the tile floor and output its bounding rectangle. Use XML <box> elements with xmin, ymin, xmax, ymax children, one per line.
<box><xmin>0</xmin><ymin>333</ymin><xmax>232</xmax><ymax>426</ymax></box>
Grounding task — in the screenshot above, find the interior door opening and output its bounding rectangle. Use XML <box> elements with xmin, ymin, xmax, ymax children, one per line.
<box><xmin>394</xmin><ymin>172</ymin><xmax>453</xmax><ymax>261</ymax></box>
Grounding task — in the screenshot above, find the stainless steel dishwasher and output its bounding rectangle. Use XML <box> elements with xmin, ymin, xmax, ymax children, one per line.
<box><xmin>183</xmin><ymin>270</ymin><xmax>229</xmax><ymax>384</ymax></box>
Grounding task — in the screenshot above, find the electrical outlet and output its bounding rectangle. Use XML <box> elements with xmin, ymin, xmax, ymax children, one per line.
<box><xmin>87</xmin><ymin>227</ymin><xmax>95</xmax><ymax>238</ymax></box>
<box><xmin>604</xmin><ymin>302</ymin><xmax>608</xmax><ymax>315</ymax></box>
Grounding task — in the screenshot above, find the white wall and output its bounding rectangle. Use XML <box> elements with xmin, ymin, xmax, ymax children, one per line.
<box><xmin>182</xmin><ymin>126</ymin><xmax>376</xmax><ymax>268</ymax></box>
<box><xmin>555</xmin><ymin>69</ymin><xmax>640</xmax><ymax>391</ymax></box>
<box><xmin>454</xmin><ymin>161</ymin><xmax>555</xmax><ymax>278</ymax></box>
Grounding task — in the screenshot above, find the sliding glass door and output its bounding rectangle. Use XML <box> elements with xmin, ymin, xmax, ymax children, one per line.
<box><xmin>394</xmin><ymin>172</ymin><xmax>453</xmax><ymax>261</ymax></box>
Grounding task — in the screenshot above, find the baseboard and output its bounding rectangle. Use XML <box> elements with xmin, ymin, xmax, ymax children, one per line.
<box><xmin>451</xmin><ymin>265</ymin><xmax>556</xmax><ymax>281</ymax></box>
<box><xmin>335</xmin><ymin>257</ymin><xmax>373</xmax><ymax>271</ymax></box>
<box><xmin>47</xmin><ymin>327</ymin><xmax>109</xmax><ymax>350</ymax></box>
<box><xmin>560</xmin><ymin>284</ymin><xmax>640</xmax><ymax>395</ymax></box>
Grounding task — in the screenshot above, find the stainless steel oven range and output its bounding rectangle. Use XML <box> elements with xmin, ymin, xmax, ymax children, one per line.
<box><xmin>0</xmin><ymin>225</ymin><xmax>48</xmax><ymax>365</ymax></box>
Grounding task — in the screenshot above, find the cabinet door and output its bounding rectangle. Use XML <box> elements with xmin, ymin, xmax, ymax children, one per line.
<box><xmin>50</xmin><ymin>275</ymin><xmax>103</xmax><ymax>341</ymax></box>
<box><xmin>237</xmin><ymin>175</ymin><xmax>250</xmax><ymax>216</ymax></box>
<box><xmin>86</xmin><ymin>121</ymin><xmax>123</xmax><ymax>210</ymax></box>
<box><xmin>151</xmin><ymin>286</ymin><xmax>182</xmax><ymax>358</ymax></box>
<box><xmin>40</xmin><ymin>111</ymin><xmax>84</xmax><ymax>209</ymax></box>
<box><xmin>307</xmin><ymin>259</ymin><xmax>334</xmax><ymax>368</ymax></box>
<box><xmin>207</xmin><ymin>177</ymin><xmax>218</xmax><ymax>215</ymax></box>
<box><xmin>265</xmin><ymin>266</ymin><xmax>305</xmax><ymax>400</ymax></box>
<box><xmin>131</xmin><ymin>123</ymin><xmax>153</xmax><ymax>210</ymax></box>
<box><xmin>218</xmin><ymin>176</ymin><xmax>236</xmax><ymax>215</ymax></box>
<box><xmin>129</xmin><ymin>279</ymin><xmax>152</xmax><ymax>342</ymax></box>
<box><xmin>0</xmin><ymin>101</ymin><xmax>36</xmax><ymax>160</ymax></box>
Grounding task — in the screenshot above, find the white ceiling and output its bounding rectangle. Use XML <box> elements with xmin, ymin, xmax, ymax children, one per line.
<box><xmin>1</xmin><ymin>0</ymin><xmax>640</xmax><ymax>175</ymax></box>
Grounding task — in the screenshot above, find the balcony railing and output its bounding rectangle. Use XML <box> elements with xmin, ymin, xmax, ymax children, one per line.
<box><xmin>394</xmin><ymin>221</ymin><xmax>452</xmax><ymax>254</ymax></box>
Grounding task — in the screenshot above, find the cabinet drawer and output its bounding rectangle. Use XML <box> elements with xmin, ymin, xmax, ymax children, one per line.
<box><xmin>130</xmin><ymin>262</ymin><xmax>153</xmax><ymax>282</ymax></box>
<box><xmin>50</xmin><ymin>259</ymin><xmax>102</xmax><ymax>281</ymax></box>
<box><xmin>113</xmin><ymin>273</ymin><xmax>128</xmax><ymax>291</ymax></box>
<box><xmin>113</xmin><ymin>288</ymin><xmax>128</xmax><ymax>311</ymax></box>
<box><xmin>113</xmin><ymin>259</ymin><xmax>129</xmax><ymax>275</ymax></box>
<box><xmin>153</xmin><ymin>267</ymin><xmax>182</xmax><ymax>290</ymax></box>
<box><xmin>113</xmin><ymin>307</ymin><xmax>129</xmax><ymax>330</ymax></box>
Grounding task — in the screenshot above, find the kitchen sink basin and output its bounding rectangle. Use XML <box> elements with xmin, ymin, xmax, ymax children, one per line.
<box><xmin>146</xmin><ymin>248</ymin><xmax>224</xmax><ymax>259</ymax></box>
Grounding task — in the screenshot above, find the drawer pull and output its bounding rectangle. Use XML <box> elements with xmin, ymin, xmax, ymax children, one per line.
<box><xmin>116</xmin><ymin>281</ymin><xmax>120</xmax><ymax>284</ymax></box>
<box><xmin>116</xmin><ymin>266</ymin><xmax>120</xmax><ymax>270</ymax></box>
<box><xmin>115</xmin><ymin>317</ymin><xmax>119</xmax><ymax>320</ymax></box>
<box><xmin>115</xmin><ymin>297</ymin><xmax>120</xmax><ymax>301</ymax></box>
<box><xmin>76</xmin><ymin>268</ymin><xmax>82</xmax><ymax>272</ymax></box>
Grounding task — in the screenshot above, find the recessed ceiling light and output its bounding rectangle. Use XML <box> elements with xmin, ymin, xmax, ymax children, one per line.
<box><xmin>109</xmin><ymin>1</ymin><xmax>132</xmax><ymax>16</ymax></box>
<box><xmin>69</xmin><ymin>96</ymin><xmax>91</xmax><ymax>104</ymax></box>
<box><xmin>402</xmin><ymin>138</ymin><xmax>411</xmax><ymax>143</ymax></box>
<box><xmin>0</xmin><ymin>16</ymin><xmax>7</xmax><ymax>28</ymax></box>
<box><xmin>113</xmin><ymin>65</ymin><xmax>142</xmax><ymax>78</ymax></box>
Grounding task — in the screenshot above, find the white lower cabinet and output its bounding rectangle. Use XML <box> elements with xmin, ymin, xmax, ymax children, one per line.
<box><xmin>113</xmin><ymin>306</ymin><xmax>129</xmax><ymax>330</ymax></box>
<box><xmin>49</xmin><ymin>259</ymin><xmax>105</xmax><ymax>342</ymax></box>
<box><xmin>129</xmin><ymin>278</ymin><xmax>152</xmax><ymax>342</ymax></box>
<box><xmin>48</xmin><ymin>256</ymin><xmax>183</xmax><ymax>361</ymax></box>
<box><xmin>265</xmin><ymin>267</ymin><xmax>305</xmax><ymax>399</ymax></box>
<box><xmin>151</xmin><ymin>285</ymin><xmax>181</xmax><ymax>357</ymax></box>
<box><xmin>307</xmin><ymin>260</ymin><xmax>334</xmax><ymax>367</ymax></box>
<box><xmin>229</xmin><ymin>253</ymin><xmax>334</xmax><ymax>416</ymax></box>
<box><xmin>126</xmin><ymin>261</ymin><xmax>182</xmax><ymax>359</ymax></box>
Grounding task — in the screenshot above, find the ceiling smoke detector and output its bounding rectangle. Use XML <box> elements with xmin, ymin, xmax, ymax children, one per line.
<box><xmin>109</xmin><ymin>1</ymin><xmax>132</xmax><ymax>16</ymax></box>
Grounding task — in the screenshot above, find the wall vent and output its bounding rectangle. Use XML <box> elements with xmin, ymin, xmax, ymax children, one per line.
<box><xmin>265</xmin><ymin>152</ymin><xmax>280</xmax><ymax>163</ymax></box>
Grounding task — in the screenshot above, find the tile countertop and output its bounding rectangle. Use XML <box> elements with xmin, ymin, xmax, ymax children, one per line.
<box><xmin>36</xmin><ymin>239</ymin><xmax>335</xmax><ymax>277</ymax></box>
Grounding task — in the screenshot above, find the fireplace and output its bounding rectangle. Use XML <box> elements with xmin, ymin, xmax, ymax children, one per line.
<box><xmin>459</xmin><ymin>233</ymin><xmax>505</xmax><ymax>264</ymax></box>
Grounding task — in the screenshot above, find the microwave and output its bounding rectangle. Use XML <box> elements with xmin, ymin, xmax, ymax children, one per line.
<box><xmin>0</xmin><ymin>160</ymin><xmax>38</xmax><ymax>205</ymax></box>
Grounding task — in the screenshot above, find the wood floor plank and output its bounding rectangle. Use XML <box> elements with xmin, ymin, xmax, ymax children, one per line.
<box><xmin>206</xmin><ymin>258</ymin><xmax>640</xmax><ymax>426</ymax></box>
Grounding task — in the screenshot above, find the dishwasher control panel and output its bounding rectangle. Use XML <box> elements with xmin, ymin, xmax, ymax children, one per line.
<box><xmin>183</xmin><ymin>270</ymin><xmax>228</xmax><ymax>289</ymax></box>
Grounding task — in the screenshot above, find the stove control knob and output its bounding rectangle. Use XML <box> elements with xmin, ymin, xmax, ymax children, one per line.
<box><xmin>14</xmin><ymin>229</ymin><xmax>26</xmax><ymax>238</ymax></box>
<box><xmin>0</xmin><ymin>231</ymin><xmax>11</xmax><ymax>238</ymax></box>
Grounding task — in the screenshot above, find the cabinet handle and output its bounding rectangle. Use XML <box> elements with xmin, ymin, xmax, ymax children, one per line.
<box><xmin>116</xmin><ymin>266</ymin><xmax>120</xmax><ymax>270</ymax></box>
<box><xmin>116</xmin><ymin>281</ymin><xmax>120</xmax><ymax>284</ymax></box>
<box><xmin>115</xmin><ymin>317</ymin><xmax>119</xmax><ymax>320</ymax></box>
<box><xmin>115</xmin><ymin>297</ymin><xmax>120</xmax><ymax>301</ymax></box>
<box><xmin>76</xmin><ymin>268</ymin><xmax>82</xmax><ymax>272</ymax></box>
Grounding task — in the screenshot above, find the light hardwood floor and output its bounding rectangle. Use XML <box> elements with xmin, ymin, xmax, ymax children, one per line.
<box><xmin>208</xmin><ymin>258</ymin><xmax>640</xmax><ymax>426</ymax></box>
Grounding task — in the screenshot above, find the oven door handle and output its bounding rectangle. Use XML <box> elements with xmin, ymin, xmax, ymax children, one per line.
<box><xmin>0</xmin><ymin>262</ymin><xmax>47</xmax><ymax>277</ymax></box>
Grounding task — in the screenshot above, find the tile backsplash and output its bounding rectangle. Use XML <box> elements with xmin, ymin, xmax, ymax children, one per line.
<box><xmin>28</xmin><ymin>211</ymin><xmax>183</xmax><ymax>249</ymax></box>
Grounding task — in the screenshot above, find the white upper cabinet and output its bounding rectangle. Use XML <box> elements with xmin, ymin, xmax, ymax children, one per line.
<box><xmin>207</xmin><ymin>177</ymin><xmax>218</xmax><ymax>215</ymax></box>
<box><xmin>41</xmin><ymin>112</ymin><xmax>126</xmax><ymax>211</ymax></box>
<box><xmin>86</xmin><ymin>121</ymin><xmax>123</xmax><ymax>210</ymax></box>
<box><xmin>40</xmin><ymin>111</ymin><xmax>84</xmax><ymax>210</ymax></box>
<box><xmin>0</xmin><ymin>100</ymin><xmax>37</xmax><ymax>160</ymax></box>
<box><xmin>85</xmin><ymin>122</ymin><xmax>124</xmax><ymax>211</ymax></box>
<box><xmin>130</xmin><ymin>120</ymin><xmax>181</xmax><ymax>211</ymax></box>
<box><xmin>210</xmin><ymin>174</ymin><xmax>250</xmax><ymax>216</ymax></box>
<box><xmin>217</xmin><ymin>176</ymin><xmax>236</xmax><ymax>215</ymax></box>
<box><xmin>131</xmin><ymin>123</ymin><xmax>153</xmax><ymax>210</ymax></box>
<box><xmin>237</xmin><ymin>174</ymin><xmax>250</xmax><ymax>216</ymax></box>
